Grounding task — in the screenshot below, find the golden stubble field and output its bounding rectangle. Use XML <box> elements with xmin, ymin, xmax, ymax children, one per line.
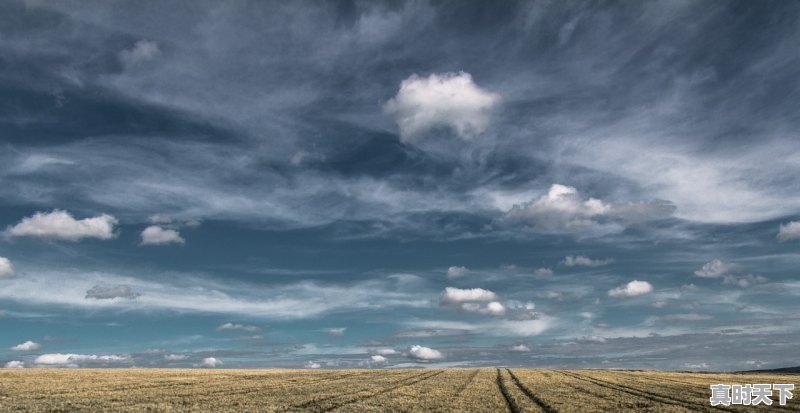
<box><xmin>0</xmin><ymin>368</ymin><xmax>797</xmax><ymax>412</ymax></box>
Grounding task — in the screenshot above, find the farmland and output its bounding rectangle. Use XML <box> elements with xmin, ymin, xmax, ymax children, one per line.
<box><xmin>0</xmin><ymin>368</ymin><xmax>797</xmax><ymax>412</ymax></box>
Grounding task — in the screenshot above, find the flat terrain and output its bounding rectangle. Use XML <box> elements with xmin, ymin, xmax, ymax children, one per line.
<box><xmin>0</xmin><ymin>368</ymin><xmax>797</xmax><ymax>412</ymax></box>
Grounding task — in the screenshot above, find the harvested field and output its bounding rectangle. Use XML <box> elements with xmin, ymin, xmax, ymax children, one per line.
<box><xmin>0</xmin><ymin>368</ymin><xmax>796</xmax><ymax>412</ymax></box>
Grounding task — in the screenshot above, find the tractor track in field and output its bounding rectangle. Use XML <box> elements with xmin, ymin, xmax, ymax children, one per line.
<box><xmin>557</xmin><ymin>370</ymin><xmax>735</xmax><ymax>413</ymax></box>
<box><xmin>284</xmin><ymin>369</ymin><xmax>445</xmax><ymax>412</ymax></box>
<box><xmin>496</xmin><ymin>368</ymin><xmax>523</xmax><ymax>413</ymax></box>
<box><xmin>505</xmin><ymin>369</ymin><xmax>559</xmax><ymax>413</ymax></box>
<box><xmin>452</xmin><ymin>369</ymin><xmax>480</xmax><ymax>399</ymax></box>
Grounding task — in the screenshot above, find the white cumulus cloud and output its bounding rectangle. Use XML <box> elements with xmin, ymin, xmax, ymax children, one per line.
<box><xmin>499</xmin><ymin>184</ymin><xmax>674</xmax><ymax>234</ymax></box>
<box><xmin>4</xmin><ymin>210</ymin><xmax>117</xmax><ymax>241</ymax></box>
<box><xmin>510</xmin><ymin>344</ymin><xmax>530</xmax><ymax>352</ymax></box>
<box><xmin>778</xmin><ymin>221</ymin><xmax>800</xmax><ymax>242</ymax></box>
<box><xmin>408</xmin><ymin>345</ymin><xmax>443</xmax><ymax>360</ymax></box>
<box><xmin>694</xmin><ymin>259</ymin><xmax>736</xmax><ymax>278</ymax></box>
<box><xmin>305</xmin><ymin>361</ymin><xmax>321</xmax><ymax>369</ymax></box>
<box><xmin>375</xmin><ymin>348</ymin><xmax>397</xmax><ymax>356</ymax></box>
<box><xmin>0</xmin><ymin>257</ymin><xmax>15</xmax><ymax>279</ymax></box>
<box><xmin>384</xmin><ymin>71</ymin><xmax>499</xmax><ymax>142</ymax></box>
<box><xmin>200</xmin><ymin>357</ymin><xmax>222</xmax><ymax>368</ymax></box>
<box><xmin>446</xmin><ymin>266</ymin><xmax>468</xmax><ymax>278</ymax></box>
<box><xmin>140</xmin><ymin>225</ymin><xmax>185</xmax><ymax>246</ymax></box>
<box><xmin>440</xmin><ymin>287</ymin><xmax>498</xmax><ymax>304</ymax></box>
<box><xmin>35</xmin><ymin>353</ymin><xmax>128</xmax><ymax>366</ymax></box>
<box><xmin>370</xmin><ymin>355</ymin><xmax>387</xmax><ymax>364</ymax></box>
<box><xmin>10</xmin><ymin>341</ymin><xmax>41</xmax><ymax>351</ymax></box>
<box><xmin>4</xmin><ymin>361</ymin><xmax>24</xmax><ymax>369</ymax></box>
<box><xmin>608</xmin><ymin>280</ymin><xmax>654</xmax><ymax>298</ymax></box>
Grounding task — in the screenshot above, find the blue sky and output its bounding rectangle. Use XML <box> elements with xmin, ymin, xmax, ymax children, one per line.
<box><xmin>2</xmin><ymin>0</ymin><xmax>800</xmax><ymax>371</ymax></box>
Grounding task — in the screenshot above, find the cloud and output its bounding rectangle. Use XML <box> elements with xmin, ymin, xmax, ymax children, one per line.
<box><xmin>370</xmin><ymin>355</ymin><xmax>387</xmax><ymax>364</ymax></box>
<box><xmin>510</xmin><ymin>344</ymin><xmax>530</xmax><ymax>352</ymax></box>
<box><xmin>140</xmin><ymin>225</ymin><xmax>185</xmax><ymax>246</ymax></box>
<box><xmin>164</xmin><ymin>354</ymin><xmax>188</xmax><ymax>361</ymax></box>
<box><xmin>200</xmin><ymin>357</ymin><xmax>222</xmax><ymax>368</ymax></box>
<box><xmin>446</xmin><ymin>266</ymin><xmax>468</xmax><ymax>279</ymax></box>
<box><xmin>4</xmin><ymin>361</ymin><xmax>24</xmax><ymax>369</ymax></box>
<box><xmin>662</xmin><ymin>313</ymin><xmax>713</xmax><ymax>322</ymax></box>
<box><xmin>722</xmin><ymin>274</ymin><xmax>767</xmax><ymax>288</ymax></box>
<box><xmin>694</xmin><ymin>259</ymin><xmax>736</xmax><ymax>278</ymax></box>
<box><xmin>533</xmin><ymin>268</ymin><xmax>553</xmax><ymax>277</ymax></box>
<box><xmin>459</xmin><ymin>301</ymin><xmax>506</xmax><ymax>316</ymax></box>
<box><xmin>0</xmin><ymin>257</ymin><xmax>15</xmax><ymax>279</ymax></box>
<box><xmin>439</xmin><ymin>287</ymin><xmax>498</xmax><ymax>304</ymax></box>
<box><xmin>561</xmin><ymin>255</ymin><xmax>613</xmax><ymax>267</ymax></box>
<box><xmin>34</xmin><ymin>353</ymin><xmax>128</xmax><ymax>366</ymax></box>
<box><xmin>375</xmin><ymin>348</ymin><xmax>397</xmax><ymax>356</ymax></box>
<box><xmin>4</xmin><ymin>210</ymin><xmax>117</xmax><ymax>241</ymax></box>
<box><xmin>408</xmin><ymin>345</ymin><xmax>443</xmax><ymax>360</ymax></box>
<box><xmin>305</xmin><ymin>361</ymin><xmax>321</xmax><ymax>369</ymax></box>
<box><xmin>608</xmin><ymin>280</ymin><xmax>653</xmax><ymax>298</ymax></box>
<box><xmin>326</xmin><ymin>327</ymin><xmax>346</xmax><ymax>337</ymax></box>
<box><xmin>777</xmin><ymin>221</ymin><xmax>800</xmax><ymax>242</ymax></box>
<box><xmin>499</xmin><ymin>184</ymin><xmax>674</xmax><ymax>234</ymax></box>
<box><xmin>119</xmin><ymin>40</ymin><xmax>160</xmax><ymax>67</ymax></box>
<box><xmin>383</xmin><ymin>71</ymin><xmax>499</xmax><ymax>142</ymax></box>
<box><xmin>85</xmin><ymin>285</ymin><xmax>141</xmax><ymax>300</ymax></box>
<box><xmin>216</xmin><ymin>323</ymin><xmax>260</xmax><ymax>332</ymax></box>
<box><xmin>10</xmin><ymin>341</ymin><xmax>41</xmax><ymax>351</ymax></box>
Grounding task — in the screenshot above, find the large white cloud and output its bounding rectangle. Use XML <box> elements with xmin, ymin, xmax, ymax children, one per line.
<box><xmin>0</xmin><ymin>257</ymin><xmax>15</xmax><ymax>279</ymax></box>
<box><xmin>439</xmin><ymin>287</ymin><xmax>497</xmax><ymax>304</ymax></box>
<box><xmin>10</xmin><ymin>341</ymin><xmax>41</xmax><ymax>351</ymax></box>
<box><xmin>408</xmin><ymin>345</ymin><xmax>443</xmax><ymax>360</ymax></box>
<box><xmin>384</xmin><ymin>71</ymin><xmax>499</xmax><ymax>142</ymax></box>
<box><xmin>498</xmin><ymin>184</ymin><xmax>674</xmax><ymax>234</ymax></box>
<box><xmin>4</xmin><ymin>210</ymin><xmax>117</xmax><ymax>241</ymax></box>
<box><xmin>778</xmin><ymin>221</ymin><xmax>800</xmax><ymax>242</ymax></box>
<box><xmin>140</xmin><ymin>225</ymin><xmax>185</xmax><ymax>245</ymax></box>
<box><xmin>608</xmin><ymin>280</ymin><xmax>653</xmax><ymax>298</ymax></box>
<box><xmin>35</xmin><ymin>353</ymin><xmax>128</xmax><ymax>366</ymax></box>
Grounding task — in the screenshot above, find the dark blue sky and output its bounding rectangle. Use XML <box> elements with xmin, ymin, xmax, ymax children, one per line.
<box><xmin>2</xmin><ymin>0</ymin><xmax>800</xmax><ymax>370</ymax></box>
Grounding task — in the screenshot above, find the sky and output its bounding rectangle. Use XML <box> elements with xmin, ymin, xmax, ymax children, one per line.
<box><xmin>1</xmin><ymin>0</ymin><xmax>800</xmax><ymax>371</ymax></box>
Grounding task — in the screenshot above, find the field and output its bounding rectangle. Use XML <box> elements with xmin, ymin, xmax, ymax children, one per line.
<box><xmin>0</xmin><ymin>368</ymin><xmax>797</xmax><ymax>412</ymax></box>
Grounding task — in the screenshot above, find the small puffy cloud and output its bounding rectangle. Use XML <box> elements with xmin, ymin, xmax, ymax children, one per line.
<box><xmin>4</xmin><ymin>210</ymin><xmax>117</xmax><ymax>241</ymax></box>
<box><xmin>510</xmin><ymin>344</ymin><xmax>530</xmax><ymax>352</ymax></box>
<box><xmin>85</xmin><ymin>285</ymin><xmax>140</xmax><ymax>300</ymax></box>
<box><xmin>446</xmin><ymin>266</ymin><xmax>468</xmax><ymax>279</ymax></box>
<box><xmin>562</xmin><ymin>255</ymin><xmax>613</xmax><ymax>267</ymax></box>
<box><xmin>533</xmin><ymin>267</ymin><xmax>553</xmax><ymax>277</ymax></box>
<box><xmin>119</xmin><ymin>40</ymin><xmax>160</xmax><ymax>67</ymax></box>
<box><xmin>140</xmin><ymin>225</ymin><xmax>185</xmax><ymax>246</ymax></box>
<box><xmin>164</xmin><ymin>354</ymin><xmax>188</xmax><ymax>361</ymax></box>
<box><xmin>608</xmin><ymin>280</ymin><xmax>653</xmax><ymax>298</ymax></box>
<box><xmin>10</xmin><ymin>341</ymin><xmax>41</xmax><ymax>351</ymax></box>
<box><xmin>370</xmin><ymin>355</ymin><xmax>387</xmax><ymax>364</ymax></box>
<box><xmin>384</xmin><ymin>71</ymin><xmax>499</xmax><ymax>142</ymax></box>
<box><xmin>4</xmin><ymin>361</ymin><xmax>24</xmax><ymax>369</ymax></box>
<box><xmin>440</xmin><ymin>287</ymin><xmax>498</xmax><ymax>304</ymax></box>
<box><xmin>305</xmin><ymin>361</ymin><xmax>321</xmax><ymax>369</ymax></box>
<box><xmin>0</xmin><ymin>257</ymin><xmax>15</xmax><ymax>279</ymax></box>
<box><xmin>777</xmin><ymin>221</ymin><xmax>800</xmax><ymax>242</ymax></box>
<box><xmin>694</xmin><ymin>259</ymin><xmax>736</xmax><ymax>278</ymax></box>
<box><xmin>499</xmin><ymin>184</ymin><xmax>674</xmax><ymax>234</ymax></box>
<box><xmin>408</xmin><ymin>345</ymin><xmax>443</xmax><ymax>360</ymax></box>
<box><xmin>200</xmin><ymin>357</ymin><xmax>222</xmax><ymax>368</ymax></box>
<box><xmin>35</xmin><ymin>353</ymin><xmax>128</xmax><ymax>366</ymax></box>
<box><xmin>459</xmin><ymin>301</ymin><xmax>506</xmax><ymax>316</ymax></box>
<box><xmin>375</xmin><ymin>348</ymin><xmax>397</xmax><ymax>356</ymax></box>
<box><xmin>216</xmin><ymin>323</ymin><xmax>260</xmax><ymax>332</ymax></box>
<box><xmin>326</xmin><ymin>328</ymin><xmax>346</xmax><ymax>337</ymax></box>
